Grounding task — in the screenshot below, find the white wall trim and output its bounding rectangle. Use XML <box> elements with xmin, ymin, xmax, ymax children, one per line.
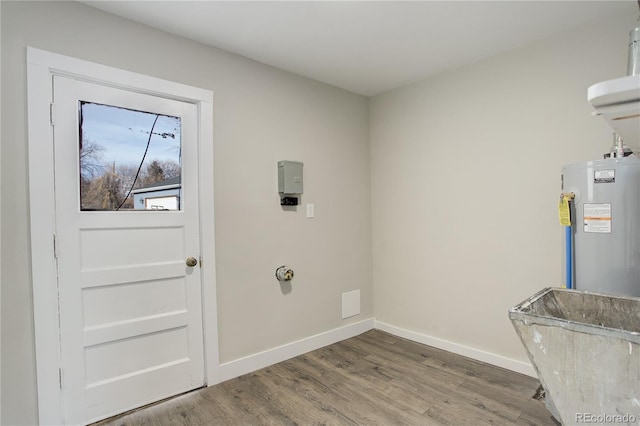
<box><xmin>374</xmin><ymin>321</ymin><xmax>536</xmax><ymax>378</ymax></box>
<box><xmin>217</xmin><ymin>318</ymin><xmax>534</xmax><ymax>384</ymax></box>
<box><xmin>26</xmin><ymin>47</ymin><xmax>218</xmax><ymax>424</ymax></box>
<box><xmin>27</xmin><ymin>48</ymin><xmax>64</xmax><ymax>426</ymax></box>
<box><xmin>219</xmin><ymin>319</ymin><xmax>375</xmax><ymax>381</ymax></box>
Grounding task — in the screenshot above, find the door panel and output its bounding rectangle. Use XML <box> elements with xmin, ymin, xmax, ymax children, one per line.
<box><xmin>85</xmin><ymin>359</ymin><xmax>193</xmax><ymax>420</ymax></box>
<box><xmin>53</xmin><ymin>76</ymin><xmax>204</xmax><ymax>424</ymax></box>
<box><xmin>79</xmin><ymin>226</ymin><xmax>185</xmax><ymax>268</ymax></box>
<box><xmin>82</xmin><ymin>278</ymin><xmax>186</xmax><ymax>326</ymax></box>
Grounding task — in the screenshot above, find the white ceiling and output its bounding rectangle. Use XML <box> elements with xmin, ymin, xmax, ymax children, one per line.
<box><xmin>81</xmin><ymin>1</ymin><xmax>637</xmax><ymax>96</ymax></box>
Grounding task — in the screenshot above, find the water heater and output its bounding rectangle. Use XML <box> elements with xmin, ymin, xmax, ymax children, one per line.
<box><xmin>562</xmin><ymin>156</ymin><xmax>640</xmax><ymax>296</ymax></box>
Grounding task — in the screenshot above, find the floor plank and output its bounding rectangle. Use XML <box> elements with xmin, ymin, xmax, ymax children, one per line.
<box><xmin>97</xmin><ymin>330</ymin><xmax>556</xmax><ymax>426</ymax></box>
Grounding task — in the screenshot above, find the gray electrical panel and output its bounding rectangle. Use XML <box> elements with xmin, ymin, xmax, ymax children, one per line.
<box><xmin>278</xmin><ymin>161</ymin><xmax>303</xmax><ymax>194</ymax></box>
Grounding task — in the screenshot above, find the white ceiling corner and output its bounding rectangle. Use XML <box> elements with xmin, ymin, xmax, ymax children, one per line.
<box><xmin>80</xmin><ymin>1</ymin><xmax>637</xmax><ymax>96</ymax></box>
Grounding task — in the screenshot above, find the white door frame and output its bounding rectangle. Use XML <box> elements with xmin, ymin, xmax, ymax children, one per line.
<box><xmin>26</xmin><ymin>47</ymin><xmax>220</xmax><ymax>425</ymax></box>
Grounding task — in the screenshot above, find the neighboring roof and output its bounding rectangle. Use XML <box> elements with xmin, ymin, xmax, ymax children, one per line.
<box><xmin>131</xmin><ymin>176</ymin><xmax>181</xmax><ymax>194</ymax></box>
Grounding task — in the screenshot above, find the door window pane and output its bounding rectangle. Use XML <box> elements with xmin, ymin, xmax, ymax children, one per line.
<box><xmin>79</xmin><ymin>102</ymin><xmax>182</xmax><ymax>211</ymax></box>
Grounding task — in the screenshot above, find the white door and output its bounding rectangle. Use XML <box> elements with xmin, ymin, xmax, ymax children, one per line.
<box><xmin>53</xmin><ymin>76</ymin><xmax>205</xmax><ymax>424</ymax></box>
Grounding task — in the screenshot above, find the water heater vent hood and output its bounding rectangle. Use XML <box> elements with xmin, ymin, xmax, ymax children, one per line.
<box><xmin>588</xmin><ymin>74</ymin><xmax>640</xmax><ymax>147</ymax></box>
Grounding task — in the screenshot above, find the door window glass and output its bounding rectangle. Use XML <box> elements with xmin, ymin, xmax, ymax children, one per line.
<box><xmin>79</xmin><ymin>102</ymin><xmax>182</xmax><ymax>211</ymax></box>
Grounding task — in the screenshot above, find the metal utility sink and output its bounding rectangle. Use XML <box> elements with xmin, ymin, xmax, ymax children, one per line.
<box><xmin>510</xmin><ymin>287</ymin><xmax>640</xmax><ymax>425</ymax></box>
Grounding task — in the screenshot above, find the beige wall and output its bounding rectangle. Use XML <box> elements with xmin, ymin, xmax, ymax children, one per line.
<box><xmin>370</xmin><ymin>10</ymin><xmax>635</xmax><ymax>364</ymax></box>
<box><xmin>0</xmin><ymin>2</ymin><xmax>372</xmax><ymax>424</ymax></box>
<box><xmin>2</xmin><ymin>1</ymin><xmax>636</xmax><ymax>424</ymax></box>
<box><xmin>0</xmin><ymin>2</ymin><xmax>3</xmax><ymax>423</ymax></box>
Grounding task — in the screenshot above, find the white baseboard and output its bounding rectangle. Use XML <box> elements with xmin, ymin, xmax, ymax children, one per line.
<box><xmin>374</xmin><ymin>320</ymin><xmax>536</xmax><ymax>378</ymax></box>
<box><xmin>215</xmin><ymin>317</ymin><xmax>535</xmax><ymax>385</ymax></box>
<box><xmin>217</xmin><ymin>318</ymin><xmax>375</xmax><ymax>382</ymax></box>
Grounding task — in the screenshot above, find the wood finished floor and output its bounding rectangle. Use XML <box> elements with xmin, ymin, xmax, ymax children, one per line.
<box><xmin>99</xmin><ymin>330</ymin><xmax>556</xmax><ymax>426</ymax></box>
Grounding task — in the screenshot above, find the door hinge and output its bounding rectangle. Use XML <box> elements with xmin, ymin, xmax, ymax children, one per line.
<box><xmin>53</xmin><ymin>234</ymin><xmax>58</xmax><ymax>259</ymax></box>
<box><xmin>58</xmin><ymin>367</ymin><xmax>63</xmax><ymax>389</ymax></box>
<box><xmin>199</xmin><ymin>256</ymin><xmax>203</xmax><ymax>267</ymax></box>
<box><xmin>50</xmin><ymin>103</ymin><xmax>55</xmax><ymax>126</ymax></box>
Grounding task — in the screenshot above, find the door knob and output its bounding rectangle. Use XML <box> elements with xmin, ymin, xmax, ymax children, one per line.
<box><xmin>186</xmin><ymin>257</ymin><xmax>198</xmax><ymax>267</ymax></box>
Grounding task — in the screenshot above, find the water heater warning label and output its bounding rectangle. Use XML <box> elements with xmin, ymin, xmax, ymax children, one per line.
<box><xmin>594</xmin><ymin>169</ymin><xmax>615</xmax><ymax>183</ymax></box>
<box><xmin>583</xmin><ymin>203</ymin><xmax>612</xmax><ymax>233</ymax></box>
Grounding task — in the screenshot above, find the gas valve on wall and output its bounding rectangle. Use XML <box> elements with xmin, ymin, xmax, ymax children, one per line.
<box><xmin>275</xmin><ymin>266</ymin><xmax>294</xmax><ymax>282</ymax></box>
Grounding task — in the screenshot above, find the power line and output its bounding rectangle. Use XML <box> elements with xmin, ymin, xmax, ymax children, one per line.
<box><xmin>116</xmin><ymin>114</ymin><xmax>160</xmax><ymax>210</ymax></box>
